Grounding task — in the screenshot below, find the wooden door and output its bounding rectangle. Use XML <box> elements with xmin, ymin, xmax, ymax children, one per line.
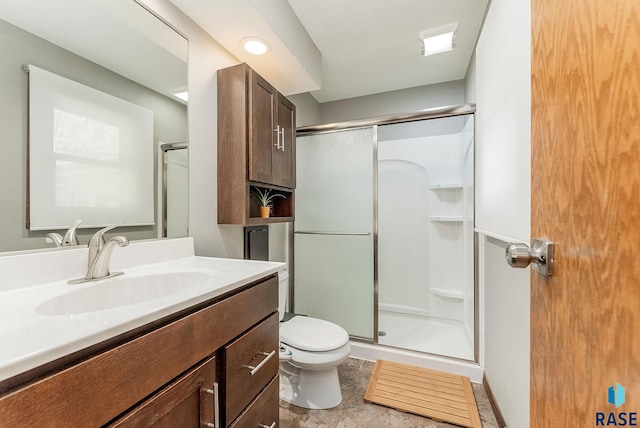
<box><xmin>109</xmin><ymin>355</ymin><xmax>218</xmax><ymax>427</ymax></box>
<box><xmin>273</xmin><ymin>93</ymin><xmax>296</xmax><ymax>188</ymax></box>
<box><xmin>531</xmin><ymin>0</ymin><xmax>640</xmax><ymax>426</ymax></box>
<box><xmin>249</xmin><ymin>70</ymin><xmax>277</xmax><ymax>185</ymax></box>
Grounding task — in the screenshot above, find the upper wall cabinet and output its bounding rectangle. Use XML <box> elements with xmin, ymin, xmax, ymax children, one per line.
<box><xmin>218</xmin><ymin>63</ymin><xmax>296</xmax><ymax>225</ymax></box>
<box><xmin>248</xmin><ymin>72</ymin><xmax>296</xmax><ymax>188</ymax></box>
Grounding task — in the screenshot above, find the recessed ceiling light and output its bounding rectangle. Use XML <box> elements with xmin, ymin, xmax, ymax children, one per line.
<box><xmin>173</xmin><ymin>91</ymin><xmax>188</xmax><ymax>102</ymax></box>
<box><xmin>242</xmin><ymin>37</ymin><xmax>271</xmax><ymax>55</ymax></box>
<box><xmin>419</xmin><ymin>23</ymin><xmax>458</xmax><ymax>57</ymax></box>
<box><xmin>170</xmin><ymin>88</ymin><xmax>188</xmax><ymax>103</ymax></box>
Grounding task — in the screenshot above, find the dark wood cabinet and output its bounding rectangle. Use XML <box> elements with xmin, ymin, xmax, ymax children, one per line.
<box><xmin>273</xmin><ymin>93</ymin><xmax>296</xmax><ymax>188</ymax></box>
<box><xmin>218</xmin><ymin>63</ymin><xmax>296</xmax><ymax>224</ymax></box>
<box><xmin>110</xmin><ymin>355</ymin><xmax>218</xmax><ymax>427</ymax></box>
<box><xmin>224</xmin><ymin>313</ymin><xmax>279</xmax><ymax>423</ymax></box>
<box><xmin>248</xmin><ymin>72</ymin><xmax>277</xmax><ymax>185</ymax></box>
<box><xmin>229</xmin><ymin>375</ymin><xmax>280</xmax><ymax>428</ymax></box>
<box><xmin>0</xmin><ymin>275</ymin><xmax>280</xmax><ymax>428</ymax></box>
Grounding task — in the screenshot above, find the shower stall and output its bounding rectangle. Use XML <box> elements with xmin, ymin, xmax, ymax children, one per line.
<box><xmin>292</xmin><ymin>106</ymin><xmax>476</xmax><ymax>363</ymax></box>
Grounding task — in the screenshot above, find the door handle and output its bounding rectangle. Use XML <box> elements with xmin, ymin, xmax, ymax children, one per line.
<box><xmin>505</xmin><ymin>239</ymin><xmax>554</xmax><ymax>276</ymax></box>
<box><xmin>273</xmin><ymin>125</ymin><xmax>282</xmax><ymax>150</ymax></box>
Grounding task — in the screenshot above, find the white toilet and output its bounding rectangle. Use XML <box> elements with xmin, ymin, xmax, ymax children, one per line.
<box><xmin>277</xmin><ymin>271</ymin><xmax>351</xmax><ymax>409</ymax></box>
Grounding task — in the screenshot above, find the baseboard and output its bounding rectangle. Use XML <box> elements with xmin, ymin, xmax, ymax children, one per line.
<box><xmin>483</xmin><ymin>376</ymin><xmax>507</xmax><ymax>428</ymax></box>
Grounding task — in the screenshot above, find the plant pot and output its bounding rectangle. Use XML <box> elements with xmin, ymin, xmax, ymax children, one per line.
<box><xmin>260</xmin><ymin>206</ymin><xmax>270</xmax><ymax>218</ymax></box>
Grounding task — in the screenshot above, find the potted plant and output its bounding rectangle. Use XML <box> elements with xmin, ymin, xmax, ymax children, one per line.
<box><xmin>251</xmin><ymin>187</ymin><xmax>285</xmax><ymax>218</ymax></box>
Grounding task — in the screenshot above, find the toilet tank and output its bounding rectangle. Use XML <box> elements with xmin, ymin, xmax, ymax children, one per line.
<box><xmin>278</xmin><ymin>270</ymin><xmax>289</xmax><ymax>321</ymax></box>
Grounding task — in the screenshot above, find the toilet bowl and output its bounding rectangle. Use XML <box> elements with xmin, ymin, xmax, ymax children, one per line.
<box><xmin>278</xmin><ymin>271</ymin><xmax>351</xmax><ymax>409</ymax></box>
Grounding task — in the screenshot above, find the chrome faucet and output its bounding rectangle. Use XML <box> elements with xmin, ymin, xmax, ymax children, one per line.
<box><xmin>68</xmin><ymin>223</ymin><xmax>129</xmax><ymax>284</ymax></box>
<box><xmin>45</xmin><ymin>219</ymin><xmax>82</xmax><ymax>247</ymax></box>
<box><xmin>85</xmin><ymin>223</ymin><xmax>129</xmax><ymax>280</ymax></box>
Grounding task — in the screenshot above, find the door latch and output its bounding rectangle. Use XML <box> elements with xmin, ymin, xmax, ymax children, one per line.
<box><xmin>505</xmin><ymin>239</ymin><xmax>554</xmax><ymax>276</ymax></box>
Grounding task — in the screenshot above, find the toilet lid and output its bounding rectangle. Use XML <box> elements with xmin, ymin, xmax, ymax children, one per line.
<box><xmin>280</xmin><ymin>316</ymin><xmax>349</xmax><ymax>352</ymax></box>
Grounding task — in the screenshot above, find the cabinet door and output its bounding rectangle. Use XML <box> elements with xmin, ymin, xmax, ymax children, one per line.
<box><xmin>272</xmin><ymin>93</ymin><xmax>296</xmax><ymax>188</ymax></box>
<box><xmin>248</xmin><ymin>70</ymin><xmax>277</xmax><ymax>185</ymax></box>
<box><xmin>109</xmin><ymin>355</ymin><xmax>218</xmax><ymax>428</ymax></box>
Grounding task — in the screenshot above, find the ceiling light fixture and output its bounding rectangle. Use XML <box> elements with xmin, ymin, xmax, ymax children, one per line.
<box><xmin>170</xmin><ymin>88</ymin><xmax>188</xmax><ymax>103</ymax></box>
<box><xmin>173</xmin><ymin>91</ymin><xmax>188</xmax><ymax>102</ymax></box>
<box><xmin>242</xmin><ymin>37</ymin><xmax>271</xmax><ymax>55</ymax></box>
<box><xmin>419</xmin><ymin>23</ymin><xmax>458</xmax><ymax>57</ymax></box>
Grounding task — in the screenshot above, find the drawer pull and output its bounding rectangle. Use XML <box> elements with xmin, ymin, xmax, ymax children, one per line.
<box><xmin>203</xmin><ymin>382</ymin><xmax>220</xmax><ymax>428</ymax></box>
<box><xmin>259</xmin><ymin>423</ymin><xmax>276</xmax><ymax>428</ymax></box>
<box><xmin>245</xmin><ymin>350</ymin><xmax>276</xmax><ymax>376</ymax></box>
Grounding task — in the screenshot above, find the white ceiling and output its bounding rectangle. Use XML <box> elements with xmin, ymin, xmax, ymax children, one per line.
<box><xmin>171</xmin><ymin>0</ymin><xmax>488</xmax><ymax>103</ymax></box>
<box><xmin>287</xmin><ymin>0</ymin><xmax>489</xmax><ymax>103</ymax></box>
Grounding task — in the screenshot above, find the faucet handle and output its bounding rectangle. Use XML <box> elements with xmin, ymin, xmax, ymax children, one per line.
<box><xmin>45</xmin><ymin>233</ymin><xmax>63</xmax><ymax>247</ymax></box>
<box><xmin>62</xmin><ymin>219</ymin><xmax>81</xmax><ymax>246</ymax></box>
<box><xmin>88</xmin><ymin>221</ymin><xmax>124</xmax><ymax>248</ymax></box>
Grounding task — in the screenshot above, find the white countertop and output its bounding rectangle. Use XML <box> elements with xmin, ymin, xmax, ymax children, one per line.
<box><xmin>0</xmin><ymin>254</ymin><xmax>285</xmax><ymax>383</ymax></box>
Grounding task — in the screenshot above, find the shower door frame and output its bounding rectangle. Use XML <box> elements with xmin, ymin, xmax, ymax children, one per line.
<box><xmin>160</xmin><ymin>142</ymin><xmax>188</xmax><ymax>238</ymax></box>
<box><xmin>291</xmin><ymin>103</ymin><xmax>478</xmax><ymax>362</ymax></box>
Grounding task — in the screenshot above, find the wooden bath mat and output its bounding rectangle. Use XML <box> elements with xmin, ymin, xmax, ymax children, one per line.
<box><xmin>364</xmin><ymin>360</ymin><xmax>481</xmax><ymax>428</ymax></box>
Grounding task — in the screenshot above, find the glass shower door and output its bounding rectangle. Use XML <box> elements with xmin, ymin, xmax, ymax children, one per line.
<box><xmin>293</xmin><ymin>128</ymin><xmax>374</xmax><ymax>340</ymax></box>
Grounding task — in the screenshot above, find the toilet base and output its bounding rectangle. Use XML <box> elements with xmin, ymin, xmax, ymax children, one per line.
<box><xmin>279</xmin><ymin>362</ymin><xmax>343</xmax><ymax>409</ymax></box>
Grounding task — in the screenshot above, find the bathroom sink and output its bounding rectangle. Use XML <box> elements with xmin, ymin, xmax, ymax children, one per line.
<box><xmin>37</xmin><ymin>272</ymin><xmax>213</xmax><ymax>315</ymax></box>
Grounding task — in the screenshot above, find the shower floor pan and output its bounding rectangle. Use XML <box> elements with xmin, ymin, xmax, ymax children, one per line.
<box><xmin>377</xmin><ymin>310</ymin><xmax>474</xmax><ymax>361</ymax></box>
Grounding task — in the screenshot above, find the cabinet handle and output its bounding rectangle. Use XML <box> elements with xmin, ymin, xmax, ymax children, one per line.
<box><xmin>259</xmin><ymin>423</ymin><xmax>276</xmax><ymax>428</ymax></box>
<box><xmin>279</xmin><ymin>127</ymin><xmax>285</xmax><ymax>151</ymax></box>
<box><xmin>244</xmin><ymin>350</ymin><xmax>276</xmax><ymax>376</ymax></box>
<box><xmin>273</xmin><ymin>125</ymin><xmax>282</xmax><ymax>150</ymax></box>
<box><xmin>203</xmin><ymin>382</ymin><xmax>220</xmax><ymax>428</ymax></box>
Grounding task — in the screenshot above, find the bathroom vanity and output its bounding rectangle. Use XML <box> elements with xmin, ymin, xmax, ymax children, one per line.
<box><xmin>0</xmin><ymin>238</ymin><xmax>283</xmax><ymax>427</ymax></box>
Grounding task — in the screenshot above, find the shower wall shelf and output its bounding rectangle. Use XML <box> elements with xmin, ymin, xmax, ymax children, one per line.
<box><xmin>429</xmin><ymin>182</ymin><xmax>464</xmax><ymax>223</ymax></box>
<box><xmin>428</xmin><ymin>216</ymin><xmax>463</xmax><ymax>222</ymax></box>
<box><xmin>429</xmin><ymin>183</ymin><xmax>463</xmax><ymax>190</ymax></box>
<box><xmin>430</xmin><ymin>288</ymin><xmax>464</xmax><ymax>300</ymax></box>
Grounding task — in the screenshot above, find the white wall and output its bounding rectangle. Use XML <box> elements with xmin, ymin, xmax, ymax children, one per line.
<box><xmin>465</xmin><ymin>52</ymin><xmax>477</xmax><ymax>104</ymax></box>
<box><xmin>287</xmin><ymin>92</ymin><xmax>320</xmax><ymax>127</ymax></box>
<box><xmin>475</xmin><ymin>0</ymin><xmax>531</xmax><ymax>242</ymax></box>
<box><xmin>483</xmin><ymin>237</ymin><xmax>530</xmax><ymax>427</ymax></box>
<box><xmin>318</xmin><ymin>80</ymin><xmax>466</xmax><ymax>124</ymax></box>
<box><xmin>474</xmin><ymin>0</ymin><xmax>531</xmax><ymax>426</ymax></box>
<box><xmin>140</xmin><ymin>0</ymin><xmax>246</xmax><ymax>258</ymax></box>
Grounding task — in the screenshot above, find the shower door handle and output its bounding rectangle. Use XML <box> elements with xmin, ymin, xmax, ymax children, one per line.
<box><xmin>505</xmin><ymin>239</ymin><xmax>554</xmax><ymax>276</ymax></box>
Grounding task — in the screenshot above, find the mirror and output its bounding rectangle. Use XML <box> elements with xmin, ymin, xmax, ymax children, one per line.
<box><xmin>0</xmin><ymin>0</ymin><xmax>188</xmax><ymax>252</ymax></box>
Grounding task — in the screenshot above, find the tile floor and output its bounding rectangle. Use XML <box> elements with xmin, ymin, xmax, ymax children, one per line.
<box><xmin>279</xmin><ymin>358</ymin><xmax>499</xmax><ymax>428</ymax></box>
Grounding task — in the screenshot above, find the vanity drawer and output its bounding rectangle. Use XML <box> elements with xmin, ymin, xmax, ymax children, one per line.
<box><xmin>229</xmin><ymin>375</ymin><xmax>279</xmax><ymax>428</ymax></box>
<box><xmin>0</xmin><ymin>275</ymin><xmax>278</xmax><ymax>427</ymax></box>
<box><xmin>224</xmin><ymin>312</ymin><xmax>279</xmax><ymax>424</ymax></box>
